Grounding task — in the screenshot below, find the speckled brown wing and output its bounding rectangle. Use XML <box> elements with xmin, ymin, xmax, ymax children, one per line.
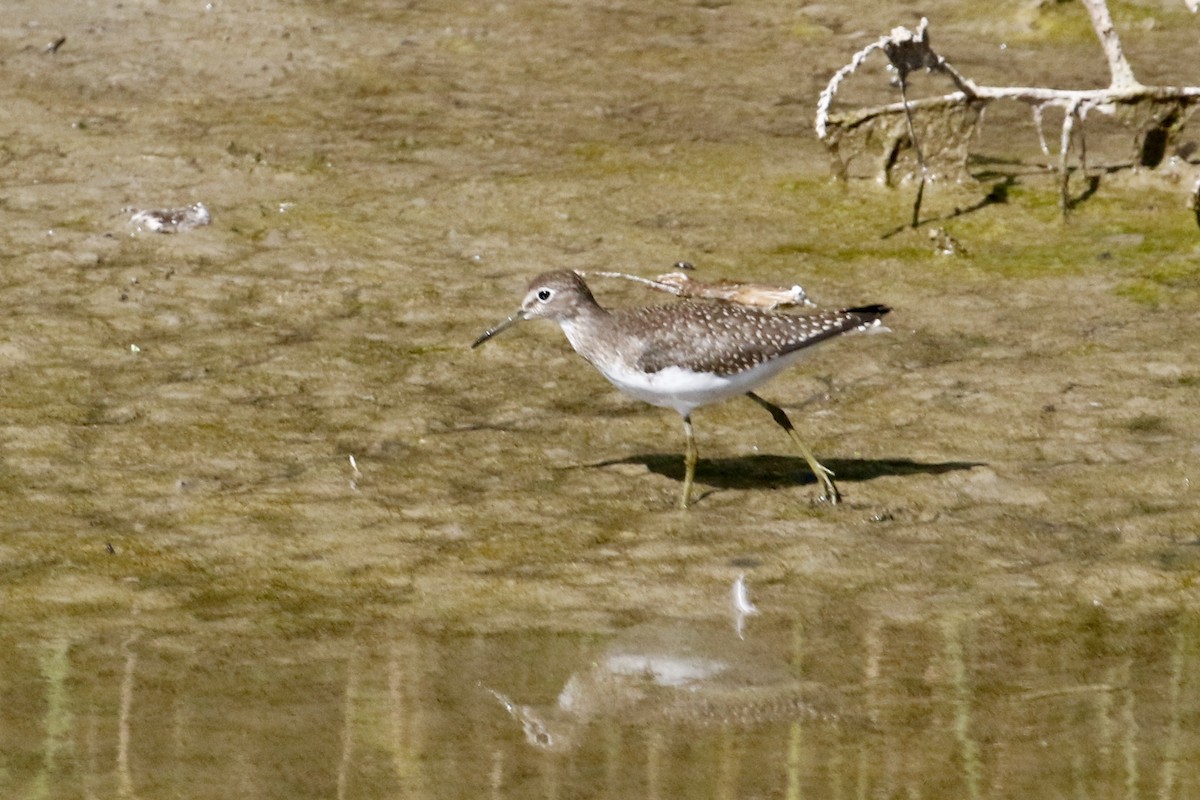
<box><xmin>625</xmin><ymin>303</ymin><xmax>889</xmax><ymax>376</ymax></box>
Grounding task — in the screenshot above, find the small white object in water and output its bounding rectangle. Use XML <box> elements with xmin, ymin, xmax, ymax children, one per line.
<box><xmin>129</xmin><ymin>202</ymin><xmax>211</xmax><ymax>234</ymax></box>
<box><xmin>732</xmin><ymin>573</ymin><xmax>759</xmax><ymax>616</ymax></box>
<box><xmin>732</xmin><ymin>573</ymin><xmax>760</xmax><ymax>639</ymax></box>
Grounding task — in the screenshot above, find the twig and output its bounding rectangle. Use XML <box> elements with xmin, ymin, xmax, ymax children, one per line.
<box><xmin>1060</xmin><ymin>99</ymin><xmax>1080</xmax><ymax>215</ymax></box>
<box><xmin>1081</xmin><ymin>0</ymin><xmax>1142</xmax><ymax>90</ymax></box>
<box><xmin>897</xmin><ymin>74</ymin><xmax>928</xmax><ymax>227</ymax></box>
<box><xmin>583</xmin><ymin>270</ymin><xmax>815</xmax><ymax>309</ymax></box>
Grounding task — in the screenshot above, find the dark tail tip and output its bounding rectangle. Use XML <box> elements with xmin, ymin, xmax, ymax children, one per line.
<box><xmin>847</xmin><ymin>303</ymin><xmax>891</xmax><ymax>319</ymax></box>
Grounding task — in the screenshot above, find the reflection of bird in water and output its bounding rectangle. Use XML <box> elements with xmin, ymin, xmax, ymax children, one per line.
<box><xmin>487</xmin><ymin>621</ymin><xmax>845</xmax><ymax>752</ymax></box>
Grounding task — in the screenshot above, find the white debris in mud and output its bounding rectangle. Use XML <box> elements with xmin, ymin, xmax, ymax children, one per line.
<box><xmin>128</xmin><ymin>202</ymin><xmax>211</xmax><ymax>234</ymax></box>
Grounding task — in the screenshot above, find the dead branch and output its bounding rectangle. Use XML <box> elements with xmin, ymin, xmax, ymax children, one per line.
<box><xmin>816</xmin><ymin>0</ymin><xmax>1200</xmax><ymax>220</ymax></box>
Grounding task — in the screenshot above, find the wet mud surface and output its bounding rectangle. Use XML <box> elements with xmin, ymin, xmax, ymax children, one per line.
<box><xmin>2</xmin><ymin>0</ymin><xmax>1199</xmax><ymax>797</ymax></box>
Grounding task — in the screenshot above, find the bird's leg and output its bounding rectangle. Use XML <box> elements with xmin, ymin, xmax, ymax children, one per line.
<box><xmin>681</xmin><ymin>414</ymin><xmax>698</xmax><ymax>509</ymax></box>
<box><xmin>746</xmin><ymin>392</ymin><xmax>840</xmax><ymax>504</ymax></box>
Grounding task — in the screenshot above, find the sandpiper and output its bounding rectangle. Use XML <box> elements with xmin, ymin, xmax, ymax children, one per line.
<box><xmin>472</xmin><ymin>270</ymin><xmax>889</xmax><ymax>508</ymax></box>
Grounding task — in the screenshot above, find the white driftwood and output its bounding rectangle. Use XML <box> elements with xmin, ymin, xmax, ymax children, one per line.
<box><xmin>584</xmin><ymin>270</ymin><xmax>814</xmax><ymax>310</ymax></box>
<box><xmin>816</xmin><ymin>0</ymin><xmax>1200</xmax><ymax>218</ymax></box>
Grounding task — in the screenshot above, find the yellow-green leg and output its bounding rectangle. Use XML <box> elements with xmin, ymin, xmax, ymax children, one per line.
<box><xmin>746</xmin><ymin>392</ymin><xmax>840</xmax><ymax>504</ymax></box>
<box><xmin>680</xmin><ymin>414</ymin><xmax>698</xmax><ymax>509</ymax></box>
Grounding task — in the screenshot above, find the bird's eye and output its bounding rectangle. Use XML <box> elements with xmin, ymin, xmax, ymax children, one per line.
<box><xmin>537</xmin><ymin>288</ymin><xmax>553</xmax><ymax>302</ymax></box>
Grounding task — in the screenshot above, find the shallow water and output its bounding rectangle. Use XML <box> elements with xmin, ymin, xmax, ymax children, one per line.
<box><xmin>2</xmin><ymin>0</ymin><xmax>1200</xmax><ymax>797</ymax></box>
<box><xmin>6</xmin><ymin>598</ymin><xmax>1200</xmax><ymax>798</ymax></box>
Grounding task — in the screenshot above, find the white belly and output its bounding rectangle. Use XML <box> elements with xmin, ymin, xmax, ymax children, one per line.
<box><xmin>593</xmin><ymin>353</ymin><xmax>808</xmax><ymax>417</ymax></box>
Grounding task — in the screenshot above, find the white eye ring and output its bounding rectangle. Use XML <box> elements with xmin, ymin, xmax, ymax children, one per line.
<box><xmin>536</xmin><ymin>288</ymin><xmax>553</xmax><ymax>302</ymax></box>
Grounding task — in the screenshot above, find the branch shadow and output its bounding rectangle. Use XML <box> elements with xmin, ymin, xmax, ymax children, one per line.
<box><xmin>881</xmin><ymin>177</ymin><xmax>1013</xmax><ymax>240</ymax></box>
<box><xmin>875</xmin><ymin>164</ymin><xmax>1120</xmax><ymax>236</ymax></box>
<box><xmin>589</xmin><ymin>453</ymin><xmax>983</xmax><ymax>491</ymax></box>
<box><xmin>1064</xmin><ymin>171</ymin><xmax>1104</xmax><ymax>211</ymax></box>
